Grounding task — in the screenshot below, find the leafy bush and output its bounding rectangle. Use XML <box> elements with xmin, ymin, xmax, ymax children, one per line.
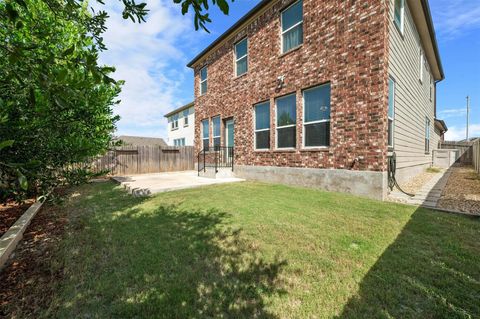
<box><xmin>0</xmin><ymin>0</ymin><xmax>121</xmax><ymax>202</ymax></box>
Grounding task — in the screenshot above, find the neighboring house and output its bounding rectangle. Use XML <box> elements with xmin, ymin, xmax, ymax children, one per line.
<box><xmin>115</xmin><ymin>135</ymin><xmax>167</xmax><ymax>147</ymax></box>
<box><xmin>164</xmin><ymin>102</ymin><xmax>195</xmax><ymax>146</ymax></box>
<box><xmin>188</xmin><ymin>0</ymin><xmax>446</xmax><ymax>200</ymax></box>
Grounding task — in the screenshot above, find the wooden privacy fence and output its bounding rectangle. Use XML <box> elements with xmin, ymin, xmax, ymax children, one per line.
<box><xmin>439</xmin><ymin>141</ymin><xmax>473</xmax><ymax>165</ymax></box>
<box><xmin>473</xmin><ymin>140</ymin><xmax>480</xmax><ymax>174</ymax></box>
<box><xmin>88</xmin><ymin>146</ymin><xmax>194</xmax><ymax>175</ymax></box>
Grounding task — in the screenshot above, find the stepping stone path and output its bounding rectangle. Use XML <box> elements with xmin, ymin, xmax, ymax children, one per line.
<box><xmin>388</xmin><ymin>168</ymin><xmax>453</xmax><ymax>209</ymax></box>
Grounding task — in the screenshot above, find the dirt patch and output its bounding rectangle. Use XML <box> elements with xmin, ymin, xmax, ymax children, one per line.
<box><xmin>438</xmin><ymin>166</ymin><xmax>480</xmax><ymax>215</ymax></box>
<box><xmin>401</xmin><ymin>171</ymin><xmax>439</xmax><ymax>194</ymax></box>
<box><xmin>0</xmin><ymin>200</ymin><xmax>34</xmax><ymax>237</ymax></box>
<box><xmin>0</xmin><ymin>200</ymin><xmax>67</xmax><ymax>318</ymax></box>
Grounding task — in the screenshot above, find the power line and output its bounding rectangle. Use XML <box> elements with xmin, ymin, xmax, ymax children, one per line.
<box><xmin>466</xmin><ymin>96</ymin><xmax>470</xmax><ymax>141</ymax></box>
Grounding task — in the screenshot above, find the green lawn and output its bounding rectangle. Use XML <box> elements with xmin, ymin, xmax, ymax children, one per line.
<box><xmin>44</xmin><ymin>181</ymin><xmax>479</xmax><ymax>318</ymax></box>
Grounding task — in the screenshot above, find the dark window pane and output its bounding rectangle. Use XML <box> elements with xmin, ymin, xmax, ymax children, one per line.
<box><xmin>214</xmin><ymin>137</ymin><xmax>221</xmax><ymax>147</ymax></box>
<box><xmin>203</xmin><ymin>139</ymin><xmax>209</xmax><ymax>150</ymax></box>
<box><xmin>282</xmin><ymin>0</ymin><xmax>303</xmax><ymax>31</ymax></box>
<box><xmin>304</xmin><ymin>84</ymin><xmax>331</xmax><ymax>122</ymax></box>
<box><xmin>202</xmin><ymin>120</ymin><xmax>209</xmax><ymax>138</ymax></box>
<box><xmin>236</xmin><ymin>56</ymin><xmax>247</xmax><ymax>76</ymax></box>
<box><xmin>201</xmin><ymin>81</ymin><xmax>207</xmax><ymax>94</ymax></box>
<box><xmin>305</xmin><ymin>122</ymin><xmax>329</xmax><ymax>147</ymax></box>
<box><xmin>255</xmin><ymin>102</ymin><xmax>270</xmax><ymax>130</ymax></box>
<box><xmin>256</xmin><ymin>131</ymin><xmax>270</xmax><ymax>149</ymax></box>
<box><xmin>200</xmin><ymin>67</ymin><xmax>207</xmax><ymax>81</ymax></box>
<box><xmin>277</xmin><ymin>126</ymin><xmax>296</xmax><ymax>148</ymax></box>
<box><xmin>235</xmin><ymin>39</ymin><xmax>247</xmax><ymax>59</ymax></box>
<box><xmin>282</xmin><ymin>24</ymin><xmax>303</xmax><ymax>52</ymax></box>
<box><xmin>213</xmin><ymin>117</ymin><xmax>221</xmax><ymax>137</ymax></box>
<box><xmin>276</xmin><ymin>94</ymin><xmax>296</xmax><ymax>127</ymax></box>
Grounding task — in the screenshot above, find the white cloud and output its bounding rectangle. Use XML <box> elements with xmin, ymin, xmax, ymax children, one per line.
<box><xmin>438</xmin><ymin>107</ymin><xmax>467</xmax><ymax>119</ymax></box>
<box><xmin>432</xmin><ymin>0</ymin><xmax>480</xmax><ymax>39</ymax></box>
<box><xmin>93</xmin><ymin>0</ymin><xmax>201</xmax><ymax>139</ymax></box>
<box><xmin>445</xmin><ymin>123</ymin><xmax>480</xmax><ymax>141</ymax></box>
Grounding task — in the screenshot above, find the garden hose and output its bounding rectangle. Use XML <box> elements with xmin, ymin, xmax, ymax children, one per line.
<box><xmin>387</xmin><ymin>152</ymin><xmax>415</xmax><ymax>197</ymax></box>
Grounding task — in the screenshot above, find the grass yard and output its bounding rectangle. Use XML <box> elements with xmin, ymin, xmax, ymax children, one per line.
<box><xmin>41</xmin><ymin>181</ymin><xmax>479</xmax><ymax>318</ymax></box>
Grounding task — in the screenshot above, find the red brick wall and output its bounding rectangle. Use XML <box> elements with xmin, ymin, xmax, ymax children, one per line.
<box><xmin>193</xmin><ymin>0</ymin><xmax>390</xmax><ymax>171</ymax></box>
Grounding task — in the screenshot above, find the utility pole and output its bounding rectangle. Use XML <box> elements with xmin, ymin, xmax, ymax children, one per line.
<box><xmin>466</xmin><ymin>96</ymin><xmax>470</xmax><ymax>141</ymax></box>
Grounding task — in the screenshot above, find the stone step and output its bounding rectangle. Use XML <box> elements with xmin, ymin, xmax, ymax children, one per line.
<box><xmin>198</xmin><ymin>167</ymin><xmax>216</xmax><ymax>179</ymax></box>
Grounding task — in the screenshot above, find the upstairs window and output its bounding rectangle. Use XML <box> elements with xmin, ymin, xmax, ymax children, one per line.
<box><xmin>394</xmin><ymin>0</ymin><xmax>405</xmax><ymax>33</ymax></box>
<box><xmin>171</xmin><ymin>114</ymin><xmax>179</xmax><ymax>130</ymax></box>
<box><xmin>281</xmin><ymin>0</ymin><xmax>303</xmax><ymax>53</ymax></box>
<box><xmin>183</xmin><ymin>109</ymin><xmax>189</xmax><ymax>126</ymax></box>
<box><xmin>254</xmin><ymin>101</ymin><xmax>270</xmax><ymax>150</ymax></box>
<box><xmin>425</xmin><ymin>117</ymin><xmax>430</xmax><ymax>153</ymax></box>
<box><xmin>303</xmin><ymin>83</ymin><xmax>331</xmax><ymax>148</ymax></box>
<box><xmin>212</xmin><ymin>116</ymin><xmax>221</xmax><ymax>149</ymax></box>
<box><xmin>388</xmin><ymin>78</ymin><xmax>395</xmax><ymax>148</ymax></box>
<box><xmin>202</xmin><ymin>119</ymin><xmax>209</xmax><ymax>150</ymax></box>
<box><xmin>200</xmin><ymin>67</ymin><xmax>208</xmax><ymax>95</ymax></box>
<box><xmin>235</xmin><ymin>38</ymin><xmax>248</xmax><ymax>76</ymax></box>
<box><xmin>276</xmin><ymin>94</ymin><xmax>296</xmax><ymax>149</ymax></box>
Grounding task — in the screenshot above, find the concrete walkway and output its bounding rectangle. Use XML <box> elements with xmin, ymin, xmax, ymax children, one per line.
<box><xmin>113</xmin><ymin>171</ymin><xmax>245</xmax><ymax>197</ymax></box>
<box><xmin>388</xmin><ymin>168</ymin><xmax>452</xmax><ymax>209</ymax></box>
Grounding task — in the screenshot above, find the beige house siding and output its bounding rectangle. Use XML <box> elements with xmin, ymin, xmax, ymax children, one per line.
<box><xmin>388</xmin><ymin>0</ymin><xmax>436</xmax><ymax>183</ymax></box>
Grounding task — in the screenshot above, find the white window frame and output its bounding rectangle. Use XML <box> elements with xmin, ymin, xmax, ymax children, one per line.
<box><xmin>393</xmin><ymin>0</ymin><xmax>405</xmax><ymax>34</ymax></box>
<box><xmin>302</xmin><ymin>84</ymin><xmax>331</xmax><ymax>149</ymax></box>
<box><xmin>235</xmin><ymin>38</ymin><xmax>248</xmax><ymax>77</ymax></box>
<box><xmin>171</xmin><ymin>115</ymin><xmax>179</xmax><ymax>130</ymax></box>
<box><xmin>200</xmin><ymin>66</ymin><xmax>207</xmax><ymax>95</ymax></box>
<box><xmin>275</xmin><ymin>93</ymin><xmax>297</xmax><ymax>150</ymax></box>
<box><xmin>212</xmin><ymin>116</ymin><xmax>221</xmax><ymax>148</ymax></box>
<box><xmin>253</xmin><ymin>101</ymin><xmax>271</xmax><ymax>151</ymax></box>
<box><xmin>201</xmin><ymin>119</ymin><xmax>209</xmax><ymax>150</ymax></box>
<box><xmin>388</xmin><ymin>77</ymin><xmax>396</xmax><ymax>148</ymax></box>
<box><xmin>280</xmin><ymin>0</ymin><xmax>303</xmax><ymax>54</ymax></box>
<box><xmin>174</xmin><ymin>138</ymin><xmax>185</xmax><ymax>147</ymax></box>
<box><xmin>419</xmin><ymin>50</ymin><xmax>424</xmax><ymax>83</ymax></box>
<box><xmin>183</xmin><ymin>109</ymin><xmax>189</xmax><ymax>126</ymax></box>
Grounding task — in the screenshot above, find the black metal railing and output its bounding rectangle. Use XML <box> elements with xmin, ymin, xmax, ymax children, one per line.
<box><xmin>197</xmin><ymin>146</ymin><xmax>234</xmax><ymax>176</ymax></box>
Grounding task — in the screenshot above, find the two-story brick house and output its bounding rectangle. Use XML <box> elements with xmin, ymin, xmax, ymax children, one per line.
<box><xmin>188</xmin><ymin>0</ymin><xmax>445</xmax><ymax>200</ymax></box>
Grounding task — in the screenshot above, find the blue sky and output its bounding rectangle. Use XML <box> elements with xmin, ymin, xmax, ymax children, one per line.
<box><xmin>98</xmin><ymin>0</ymin><xmax>480</xmax><ymax>141</ymax></box>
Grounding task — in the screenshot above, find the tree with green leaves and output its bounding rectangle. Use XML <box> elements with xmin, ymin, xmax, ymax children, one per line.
<box><xmin>0</xmin><ymin>0</ymin><xmax>233</xmax><ymax>203</ymax></box>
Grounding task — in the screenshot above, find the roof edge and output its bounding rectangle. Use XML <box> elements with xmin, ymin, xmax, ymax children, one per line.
<box><xmin>164</xmin><ymin>102</ymin><xmax>194</xmax><ymax>118</ymax></box>
<box><xmin>187</xmin><ymin>0</ymin><xmax>271</xmax><ymax>68</ymax></box>
<box><xmin>434</xmin><ymin>118</ymin><xmax>448</xmax><ymax>133</ymax></box>
<box><xmin>187</xmin><ymin>0</ymin><xmax>444</xmax><ymax>81</ymax></box>
<box><xmin>420</xmin><ymin>0</ymin><xmax>445</xmax><ymax>81</ymax></box>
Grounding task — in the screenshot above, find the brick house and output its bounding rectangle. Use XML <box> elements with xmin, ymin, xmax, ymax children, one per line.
<box><xmin>188</xmin><ymin>0</ymin><xmax>446</xmax><ymax>200</ymax></box>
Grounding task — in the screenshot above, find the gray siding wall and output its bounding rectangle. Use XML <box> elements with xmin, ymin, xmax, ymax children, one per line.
<box><xmin>388</xmin><ymin>0</ymin><xmax>437</xmax><ymax>183</ymax></box>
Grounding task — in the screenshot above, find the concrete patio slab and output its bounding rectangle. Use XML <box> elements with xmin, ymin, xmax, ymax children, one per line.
<box><xmin>113</xmin><ymin>171</ymin><xmax>245</xmax><ymax>196</ymax></box>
